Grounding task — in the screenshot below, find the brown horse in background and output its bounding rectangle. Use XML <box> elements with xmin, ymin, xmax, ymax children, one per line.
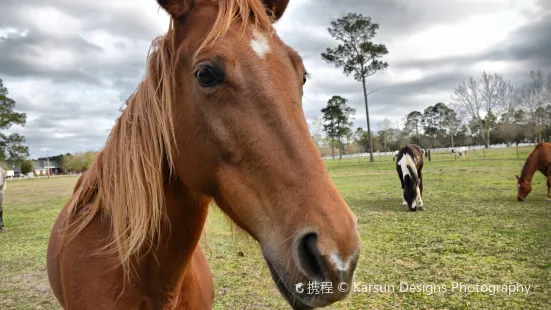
<box><xmin>516</xmin><ymin>142</ymin><xmax>551</xmax><ymax>202</ymax></box>
<box><xmin>46</xmin><ymin>0</ymin><xmax>361</xmax><ymax>309</ymax></box>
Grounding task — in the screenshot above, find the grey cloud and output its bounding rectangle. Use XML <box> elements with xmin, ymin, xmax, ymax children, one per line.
<box><xmin>0</xmin><ymin>1</ymin><xmax>165</xmax><ymax>42</ymax></box>
<box><xmin>491</xmin><ymin>13</ymin><xmax>551</xmax><ymax>69</ymax></box>
<box><xmin>283</xmin><ymin>0</ymin><xmax>551</xmax><ymax>131</ymax></box>
<box><xmin>284</xmin><ymin>0</ymin><xmax>510</xmax><ymax>46</ymax></box>
<box><xmin>0</xmin><ymin>1</ymin><xmax>163</xmax><ymax>157</ymax></box>
<box><xmin>0</xmin><ymin>32</ymin><xmax>102</xmax><ymax>84</ymax></box>
<box><xmin>0</xmin><ymin>1</ymin><xmax>159</xmax><ymax>87</ymax></box>
<box><xmin>390</xmin><ymin>12</ymin><xmax>551</xmax><ymax>83</ymax></box>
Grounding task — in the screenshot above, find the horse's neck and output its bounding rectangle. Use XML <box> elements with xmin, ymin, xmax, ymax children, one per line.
<box><xmin>138</xmin><ymin>177</ymin><xmax>211</xmax><ymax>303</ymax></box>
<box><xmin>521</xmin><ymin>151</ymin><xmax>539</xmax><ymax>181</ymax></box>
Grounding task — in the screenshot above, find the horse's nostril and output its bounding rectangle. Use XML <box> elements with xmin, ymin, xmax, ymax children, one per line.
<box><xmin>297</xmin><ymin>233</ymin><xmax>325</xmax><ymax>281</ymax></box>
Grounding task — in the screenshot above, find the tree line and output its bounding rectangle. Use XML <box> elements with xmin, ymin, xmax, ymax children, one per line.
<box><xmin>59</xmin><ymin>151</ymin><xmax>98</xmax><ymax>173</ymax></box>
<box><xmin>314</xmin><ymin>68</ymin><xmax>551</xmax><ymax>158</ymax></box>
<box><xmin>0</xmin><ymin>78</ymin><xmax>30</xmax><ymax>168</ymax></box>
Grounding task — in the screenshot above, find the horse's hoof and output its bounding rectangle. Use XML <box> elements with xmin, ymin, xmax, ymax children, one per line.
<box><xmin>418</xmin><ymin>206</ymin><xmax>425</xmax><ymax>211</ymax></box>
<box><xmin>545</xmin><ymin>199</ymin><xmax>551</xmax><ymax>203</ymax></box>
<box><xmin>0</xmin><ymin>227</ymin><xmax>8</xmax><ymax>233</ymax></box>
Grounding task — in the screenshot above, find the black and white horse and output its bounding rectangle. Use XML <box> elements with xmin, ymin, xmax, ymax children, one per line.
<box><xmin>396</xmin><ymin>144</ymin><xmax>425</xmax><ymax>211</ymax></box>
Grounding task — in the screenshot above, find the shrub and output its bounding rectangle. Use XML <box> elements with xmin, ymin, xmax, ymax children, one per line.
<box><xmin>21</xmin><ymin>160</ymin><xmax>34</xmax><ymax>175</ymax></box>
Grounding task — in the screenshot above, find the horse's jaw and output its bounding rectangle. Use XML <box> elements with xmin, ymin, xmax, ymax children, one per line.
<box><xmin>264</xmin><ymin>258</ymin><xmax>313</xmax><ymax>310</ymax></box>
<box><xmin>262</xmin><ymin>251</ymin><xmax>351</xmax><ymax>309</ymax></box>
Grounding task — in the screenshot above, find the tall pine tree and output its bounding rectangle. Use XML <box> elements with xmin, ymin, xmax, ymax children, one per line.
<box><xmin>0</xmin><ymin>78</ymin><xmax>29</xmax><ymax>166</ymax></box>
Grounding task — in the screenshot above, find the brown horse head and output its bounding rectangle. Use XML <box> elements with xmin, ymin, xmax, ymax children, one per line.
<box><xmin>156</xmin><ymin>0</ymin><xmax>360</xmax><ymax>307</ymax></box>
<box><xmin>516</xmin><ymin>175</ymin><xmax>532</xmax><ymax>201</ymax></box>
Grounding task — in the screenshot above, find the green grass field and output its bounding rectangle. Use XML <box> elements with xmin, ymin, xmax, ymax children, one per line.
<box><xmin>1</xmin><ymin>146</ymin><xmax>550</xmax><ymax>309</ymax></box>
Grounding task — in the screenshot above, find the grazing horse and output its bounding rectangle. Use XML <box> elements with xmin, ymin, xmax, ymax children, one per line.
<box><xmin>46</xmin><ymin>1</ymin><xmax>361</xmax><ymax>309</ymax></box>
<box><xmin>396</xmin><ymin>144</ymin><xmax>425</xmax><ymax>211</ymax></box>
<box><xmin>0</xmin><ymin>166</ymin><xmax>7</xmax><ymax>232</ymax></box>
<box><xmin>516</xmin><ymin>142</ymin><xmax>551</xmax><ymax>202</ymax></box>
<box><xmin>450</xmin><ymin>146</ymin><xmax>468</xmax><ymax>157</ymax></box>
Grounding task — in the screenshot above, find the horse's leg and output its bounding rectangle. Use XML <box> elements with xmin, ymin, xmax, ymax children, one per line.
<box><xmin>169</xmin><ymin>245</ymin><xmax>214</xmax><ymax>310</ymax></box>
<box><xmin>417</xmin><ymin>172</ymin><xmax>425</xmax><ymax>211</ymax></box>
<box><xmin>418</xmin><ymin>169</ymin><xmax>423</xmax><ymax>196</ymax></box>
<box><xmin>397</xmin><ymin>165</ymin><xmax>406</xmax><ymax>206</ymax></box>
<box><xmin>546</xmin><ymin>176</ymin><xmax>551</xmax><ymax>202</ymax></box>
<box><xmin>0</xmin><ymin>204</ymin><xmax>4</xmax><ymax>231</ymax></box>
<box><xmin>0</xmin><ymin>185</ymin><xmax>6</xmax><ymax>232</ymax></box>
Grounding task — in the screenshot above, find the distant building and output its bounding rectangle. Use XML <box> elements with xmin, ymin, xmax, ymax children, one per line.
<box><xmin>5</xmin><ymin>166</ymin><xmax>21</xmax><ymax>178</ymax></box>
<box><xmin>32</xmin><ymin>160</ymin><xmax>62</xmax><ymax>176</ymax></box>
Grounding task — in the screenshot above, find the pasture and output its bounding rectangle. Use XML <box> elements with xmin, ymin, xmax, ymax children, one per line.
<box><xmin>0</xmin><ymin>146</ymin><xmax>550</xmax><ymax>309</ymax></box>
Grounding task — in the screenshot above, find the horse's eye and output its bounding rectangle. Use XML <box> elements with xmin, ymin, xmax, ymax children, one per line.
<box><xmin>196</xmin><ymin>65</ymin><xmax>224</xmax><ymax>87</ymax></box>
<box><xmin>303</xmin><ymin>72</ymin><xmax>308</xmax><ymax>85</ymax></box>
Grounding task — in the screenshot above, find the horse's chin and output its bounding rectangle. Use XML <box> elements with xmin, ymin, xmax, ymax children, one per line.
<box><xmin>264</xmin><ymin>257</ymin><xmax>314</xmax><ymax>310</ymax></box>
<box><xmin>406</xmin><ymin>200</ymin><xmax>417</xmax><ymax>211</ymax></box>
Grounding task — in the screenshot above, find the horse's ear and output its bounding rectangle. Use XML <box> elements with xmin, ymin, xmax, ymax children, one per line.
<box><xmin>515</xmin><ymin>175</ymin><xmax>520</xmax><ymax>180</ymax></box>
<box><xmin>261</xmin><ymin>0</ymin><xmax>290</xmax><ymax>22</ymax></box>
<box><xmin>157</xmin><ymin>0</ymin><xmax>193</xmax><ymax>18</ymax></box>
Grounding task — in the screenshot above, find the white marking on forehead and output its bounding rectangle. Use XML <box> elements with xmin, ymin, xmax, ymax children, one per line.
<box><xmin>330</xmin><ymin>253</ymin><xmax>352</xmax><ymax>271</ymax></box>
<box><xmin>397</xmin><ymin>154</ymin><xmax>411</xmax><ymax>179</ymax></box>
<box><xmin>250</xmin><ymin>30</ymin><xmax>270</xmax><ymax>59</ymax></box>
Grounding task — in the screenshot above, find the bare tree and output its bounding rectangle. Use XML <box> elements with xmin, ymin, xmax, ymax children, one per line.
<box><xmin>518</xmin><ymin>69</ymin><xmax>547</xmax><ymax>142</ymax></box>
<box><xmin>479</xmin><ymin>72</ymin><xmax>508</xmax><ymax>147</ymax></box>
<box><xmin>308</xmin><ymin>116</ymin><xmax>325</xmax><ymax>152</ymax></box>
<box><xmin>377</xmin><ymin>118</ymin><xmax>393</xmax><ymax>152</ymax></box>
<box><xmin>308</xmin><ymin>116</ymin><xmax>324</xmax><ymax>136</ymax></box>
<box><xmin>451</xmin><ymin>71</ymin><xmax>508</xmax><ymax>148</ymax></box>
<box><xmin>545</xmin><ymin>73</ymin><xmax>551</xmax><ymax>101</ymax></box>
<box><xmin>497</xmin><ymin>80</ymin><xmax>519</xmax><ymax>115</ymax></box>
<box><xmin>451</xmin><ymin>76</ymin><xmax>485</xmax><ymax>146</ymax></box>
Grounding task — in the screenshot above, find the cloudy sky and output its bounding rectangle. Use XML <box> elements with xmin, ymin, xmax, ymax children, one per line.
<box><xmin>0</xmin><ymin>0</ymin><xmax>550</xmax><ymax>158</ymax></box>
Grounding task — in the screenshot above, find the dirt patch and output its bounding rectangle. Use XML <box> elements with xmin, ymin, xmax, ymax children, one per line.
<box><xmin>23</xmin><ymin>271</ymin><xmax>53</xmax><ymax>296</ymax></box>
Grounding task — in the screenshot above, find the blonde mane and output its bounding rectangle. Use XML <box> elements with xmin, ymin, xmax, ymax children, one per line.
<box><xmin>62</xmin><ymin>0</ymin><xmax>275</xmax><ymax>282</ymax></box>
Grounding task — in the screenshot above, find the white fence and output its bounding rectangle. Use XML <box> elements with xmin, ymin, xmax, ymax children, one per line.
<box><xmin>322</xmin><ymin>142</ymin><xmax>538</xmax><ymax>160</ymax></box>
<box><xmin>6</xmin><ymin>174</ymin><xmax>81</xmax><ymax>182</ymax></box>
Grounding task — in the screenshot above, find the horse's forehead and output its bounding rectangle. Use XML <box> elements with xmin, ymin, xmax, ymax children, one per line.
<box><xmin>250</xmin><ymin>30</ymin><xmax>270</xmax><ymax>59</ymax></box>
